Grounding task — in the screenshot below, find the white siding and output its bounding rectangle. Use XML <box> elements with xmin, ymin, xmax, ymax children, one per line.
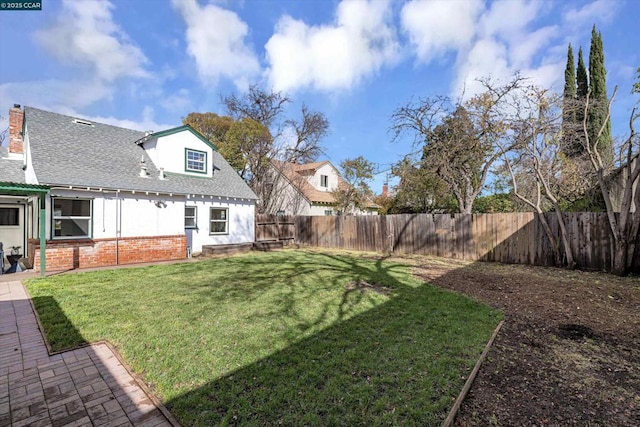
<box><xmin>48</xmin><ymin>190</ymin><xmax>184</xmax><ymax>239</ymax></box>
<box><xmin>309</xmin><ymin>205</ymin><xmax>334</xmax><ymax>216</ymax></box>
<box><xmin>185</xmin><ymin>197</ymin><xmax>255</xmax><ymax>252</ymax></box>
<box><xmin>46</xmin><ymin>190</ymin><xmax>255</xmax><ymax>251</ymax></box>
<box><xmin>143</xmin><ymin>131</ymin><xmax>215</xmax><ymax>178</ymax></box>
<box><xmin>311</xmin><ymin>163</ymin><xmax>340</xmax><ymax>192</ymax></box>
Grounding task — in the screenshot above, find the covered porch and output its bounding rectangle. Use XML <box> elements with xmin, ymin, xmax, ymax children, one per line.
<box><xmin>0</xmin><ymin>182</ymin><xmax>49</xmax><ymax>277</ymax></box>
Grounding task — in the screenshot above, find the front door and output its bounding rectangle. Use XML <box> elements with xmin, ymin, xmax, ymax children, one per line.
<box><xmin>0</xmin><ymin>204</ymin><xmax>25</xmax><ymax>258</ymax></box>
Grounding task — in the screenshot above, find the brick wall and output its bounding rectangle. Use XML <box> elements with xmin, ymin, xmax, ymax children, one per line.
<box><xmin>29</xmin><ymin>235</ymin><xmax>187</xmax><ymax>272</ymax></box>
<box><xmin>9</xmin><ymin>105</ymin><xmax>24</xmax><ymax>154</ymax></box>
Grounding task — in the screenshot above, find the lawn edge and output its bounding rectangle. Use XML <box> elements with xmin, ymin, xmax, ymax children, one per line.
<box><xmin>442</xmin><ymin>319</ymin><xmax>505</xmax><ymax>427</ymax></box>
<box><xmin>22</xmin><ymin>281</ymin><xmax>182</xmax><ymax>427</ymax></box>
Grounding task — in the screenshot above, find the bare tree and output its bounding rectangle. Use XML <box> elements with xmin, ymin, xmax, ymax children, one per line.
<box><xmin>0</xmin><ymin>115</ymin><xmax>7</xmax><ymax>147</ymax></box>
<box><xmin>220</xmin><ymin>86</ymin><xmax>330</xmax><ymax>214</ymax></box>
<box><xmin>284</xmin><ymin>105</ymin><xmax>328</xmax><ymax>164</ymax></box>
<box><xmin>391</xmin><ymin>75</ymin><xmax>524</xmax><ymax>213</ymax></box>
<box><xmin>499</xmin><ymin>86</ymin><xmax>577</xmax><ymax>268</ymax></box>
<box><xmin>223</xmin><ymin>85</ymin><xmax>291</xmax><ymax>129</ymax></box>
<box><xmin>581</xmin><ymin>86</ymin><xmax>639</xmax><ymax>275</ymax></box>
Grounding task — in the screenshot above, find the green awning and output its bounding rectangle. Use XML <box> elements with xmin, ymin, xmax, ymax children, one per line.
<box><xmin>0</xmin><ymin>182</ymin><xmax>50</xmax><ymax>194</ymax></box>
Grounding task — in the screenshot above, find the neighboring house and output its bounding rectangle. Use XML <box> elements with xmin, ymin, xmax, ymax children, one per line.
<box><xmin>0</xmin><ymin>105</ymin><xmax>257</xmax><ymax>273</ymax></box>
<box><xmin>270</xmin><ymin>160</ymin><xmax>379</xmax><ymax>216</ymax></box>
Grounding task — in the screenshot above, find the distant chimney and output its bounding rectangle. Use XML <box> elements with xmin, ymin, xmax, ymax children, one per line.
<box><xmin>158</xmin><ymin>167</ymin><xmax>166</xmax><ymax>180</ymax></box>
<box><xmin>382</xmin><ymin>183</ymin><xmax>388</xmax><ymax>197</ymax></box>
<box><xmin>9</xmin><ymin>104</ymin><xmax>24</xmax><ymax>154</ymax></box>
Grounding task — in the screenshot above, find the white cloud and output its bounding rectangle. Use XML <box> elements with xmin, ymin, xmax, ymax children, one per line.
<box><xmin>478</xmin><ymin>0</ymin><xmax>541</xmax><ymax>39</ymax></box>
<box><xmin>563</xmin><ymin>0</ymin><xmax>617</xmax><ymax>27</ymax></box>
<box><xmin>400</xmin><ymin>0</ymin><xmax>483</xmax><ymax>63</ymax></box>
<box><xmin>80</xmin><ymin>105</ymin><xmax>177</xmax><ymax>132</ymax></box>
<box><xmin>451</xmin><ymin>0</ymin><xmax>565</xmax><ymax>98</ymax></box>
<box><xmin>34</xmin><ymin>0</ymin><xmax>148</xmax><ymax>82</ymax></box>
<box><xmin>508</xmin><ymin>25</ymin><xmax>559</xmax><ymax>68</ymax></box>
<box><xmin>160</xmin><ymin>88</ymin><xmax>193</xmax><ymax>113</ymax></box>
<box><xmin>171</xmin><ymin>0</ymin><xmax>260</xmax><ymax>89</ymax></box>
<box><xmin>0</xmin><ymin>79</ymin><xmax>113</xmax><ymax>115</ymax></box>
<box><xmin>265</xmin><ymin>0</ymin><xmax>400</xmax><ymax>93</ymax></box>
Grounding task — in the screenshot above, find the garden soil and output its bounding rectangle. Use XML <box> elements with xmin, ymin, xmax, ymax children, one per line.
<box><xmin>407</xmin><ymin>257</ymin><xmax>640</xmax><ymax>426</ymax></box>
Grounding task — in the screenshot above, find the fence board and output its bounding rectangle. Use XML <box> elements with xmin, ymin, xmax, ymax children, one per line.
<box><xmin>257</xmin><ymin>213</ymin><xmax>636</xmax><ymax>273</ymax></box>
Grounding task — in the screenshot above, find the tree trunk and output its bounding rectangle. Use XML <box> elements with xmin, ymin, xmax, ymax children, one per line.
<box><xmin>612</xmin><ymin>238</ymin><xmax>629</xmax><ymax>276</ymax></box>
<box><xmin>553</xmin><ymin>206</ymin><xmax>576</xmax><ymax>269</ymax></box>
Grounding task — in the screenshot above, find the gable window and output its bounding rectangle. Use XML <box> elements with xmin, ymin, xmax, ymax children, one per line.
<box><xmin>0</xmin><ymin>207</ymin><xmax>19</xmax><ymax>226</ymax></box>
<box><xmin>185</xmin><ymin>206</ymin><xmax>197</xmax><ymax>229</ymax></box>
<box><xmin>185</xmin><ymin>148</ymin><xmax>207</xmax><ymax>173</ymax></box>
<box><xmin>52</xmin><ymin>198</ymin><xmax>92</xmax><ymax>239</ymax></box>
<box><xmin>320</xmin><ymin>175</ymin><xmax>328</xmax><ymax>187</ymax></box>
<box><xmin>210</xmin><ymin>208</ymin><xmax>228</xmax><ymax>235</ymax></box>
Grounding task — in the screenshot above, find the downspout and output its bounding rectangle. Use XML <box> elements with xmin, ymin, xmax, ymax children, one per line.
<box><xmin>39</xmin><ymin>192</ymin><xmax>48</xmax><ymax>277</ymax></box>
<box><xmin>115</xmin><ymin>191</ymin><xmax>120</xmax><ymax>265</ymax></box>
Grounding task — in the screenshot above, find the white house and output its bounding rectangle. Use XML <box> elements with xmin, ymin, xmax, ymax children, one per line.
<box><xmin>270</xmin><ymin>160</ymin><xmax>379</xmax><ymax>216</ymax></box>
<box><xmin>0</xmin><ymin>105</ymin><xmax>257</xmax><ymax>273</ymax></box>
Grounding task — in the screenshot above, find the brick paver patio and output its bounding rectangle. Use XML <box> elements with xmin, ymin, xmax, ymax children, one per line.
<box><xmin>0</xmin><ymin>280</ymin><xmax>176</xmax><ymax>426</ymax></box>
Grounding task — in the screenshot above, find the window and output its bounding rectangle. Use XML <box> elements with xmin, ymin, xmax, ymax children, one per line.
<box><xmin>185</xmin><ymin>148</ymin><xmax>207</xmax><ymax>173</ymax></box>
<box><xmin>276</xmin><ymin>210</ymin><xmax>285</xmax><ymax>216</ymax></box>
<box><xmin>52</xmin><ymin>198</ymin><xmax>92</xmax><ymax>239</ymax></box>
<box><xmin>0</xmin><ymin>208</ymin><xmax>19</xmax><ymax>226</ymax></box>
<box><xmin>185</xmin><ymin>206</ymin><xmax>197</xmax><ymax>228</ymax></box>
<box><xmin>209</xmin><ymin>208</ymin><xmax>228</xmax><ymax>234</ymax></box>
<box><xmin>320</xmin><ymin>175</ymin><xmax>328</xmax><ymax>187</ymax></box>
<box><xmin>324</xmin><ymin>210</ymin><xmax>333</xmax><ymax>216</ymax></box>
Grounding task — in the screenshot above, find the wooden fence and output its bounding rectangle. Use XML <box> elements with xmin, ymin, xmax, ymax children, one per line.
<box><xmin>256</xmin><ymin>213</ymin><xmax>640</xmax><ymax>272</ymax></box>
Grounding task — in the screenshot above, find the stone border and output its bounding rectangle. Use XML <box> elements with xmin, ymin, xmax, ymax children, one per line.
<box><xmin>24</xmin><ymin>282</ymin><xmax>181</xmax><ymax>426</ymax></box>
<box><xmin>442</xmin><ymin>320</ymin><xmax>505</xmax><ymax>427</ymax></box>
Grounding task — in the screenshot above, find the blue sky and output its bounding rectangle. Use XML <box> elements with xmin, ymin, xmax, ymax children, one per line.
<box><xmin>1</xmin><ymin>0</ymin><xmax>639</xmax><ymax>193</ymax></box>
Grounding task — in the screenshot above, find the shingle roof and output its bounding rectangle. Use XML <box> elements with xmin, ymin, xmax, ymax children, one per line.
<box><xmin>0</xmin><ymin>147</ymin><xmax>26</xmax><ymax>184</ymax></box>
<box><xmin>24</xmin><ymin>107</ymin><xmax>257</xmax><ymax>199</ymax></box>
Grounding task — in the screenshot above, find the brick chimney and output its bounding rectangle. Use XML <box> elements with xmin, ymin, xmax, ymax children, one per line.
<box><xmin>382</xmin><ymin>183</ymin><xmax>388</xmax><ymax>197</ymax></box>
<box><xmin>9</xmin><ymin>104</ymin><xmax>24</xmax><ymax>154</ymax></box>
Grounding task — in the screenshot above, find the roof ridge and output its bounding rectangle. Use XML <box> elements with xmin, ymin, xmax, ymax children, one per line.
<box><xmin>24</xmin><ymin>106</ymin><xmax>146</xmax><ymax>135</ymax></box>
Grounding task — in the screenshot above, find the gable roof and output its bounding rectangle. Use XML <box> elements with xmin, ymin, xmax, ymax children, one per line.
<box><xmin>24</xmin><ymin>107</ymin><xmax>257</xmax><ymax>199</ymax></box>
<box><xmin>292</xmin><ymin>160</ymin><xmax>331</xmax><ymax>174</ymax></box>
<box><xmin>139</xmin><ymin>125</ymin><xmax>218</xmax><ymax>151</ymax></box>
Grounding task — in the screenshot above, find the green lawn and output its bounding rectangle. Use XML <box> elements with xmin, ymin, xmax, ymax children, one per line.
<box><xmin>26</xmin><ymin>250</ymin><xmax>501</xmax><ymax>426</ymax></box>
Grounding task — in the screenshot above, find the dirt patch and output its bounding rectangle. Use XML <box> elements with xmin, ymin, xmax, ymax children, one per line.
<box><xmin>405</xmin><ymin>258</ymin><xmax>640</xmax><ymax>426</ymax></box>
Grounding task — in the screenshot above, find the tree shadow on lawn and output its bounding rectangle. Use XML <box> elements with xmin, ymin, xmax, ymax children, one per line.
<box><xmin>165</xmin><ymin>251</ymin><xmax>500</xmax><ymax>426</ymax></box>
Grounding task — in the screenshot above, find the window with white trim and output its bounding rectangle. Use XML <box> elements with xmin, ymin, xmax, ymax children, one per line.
<box><xmin>52</xmin><ymin>198</ymin><xmax>92</xmax><ymax>239</ymax></box>
<box><xmin>320</xmin><ymin>174</ymin><xmax>328</xmax><ymax>187</ymax></box>
<box><xmin>185</xmin><ymin>206</ymin><xmax>197</xmax><ymax>229</ymax></box>
<box><xmin>324</xmin><ymin>210</ymin><xmax>333</xmax><ymax>216</ymax></box>
<box><xmin>185</xmin><ymin>149</ymin><xmax>207</xmax><ymax>173</ymax></box>
<box><xmin>209</xmin><ymin>208</ymin><xmax>228</xmax><ymax>234</ymax></box>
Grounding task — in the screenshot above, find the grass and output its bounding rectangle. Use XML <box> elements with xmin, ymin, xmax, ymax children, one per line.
<box><xmin>26</xmin><ymin>249</ymin><xmax>502</xmax><ymax>426</ymax></box>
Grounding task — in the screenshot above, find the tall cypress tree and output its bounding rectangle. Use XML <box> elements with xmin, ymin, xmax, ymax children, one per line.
<box><xmin>576</xmin><ymin>47</ymin><xmax>588</xmax><ymax>99</ymax></box>
<box><xmin>574</xmin><ymin>47</ymin><xmax>589</xmax><ymax>153</ymax></box>
<box><xmin>562</xmin><ymin>44</ymin><xmax>578</xmax><ymax>156</ymax></box>
<box><xmin>588</xmin><ymin>25</ymin><xmax>613</xmax><ymax>166</ymax></box>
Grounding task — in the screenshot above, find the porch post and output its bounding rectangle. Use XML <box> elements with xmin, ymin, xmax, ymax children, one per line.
<box><xmin>39</xmin><ymin>193</ymin><xmax>47</xmax><ymax>277</ymax></box>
